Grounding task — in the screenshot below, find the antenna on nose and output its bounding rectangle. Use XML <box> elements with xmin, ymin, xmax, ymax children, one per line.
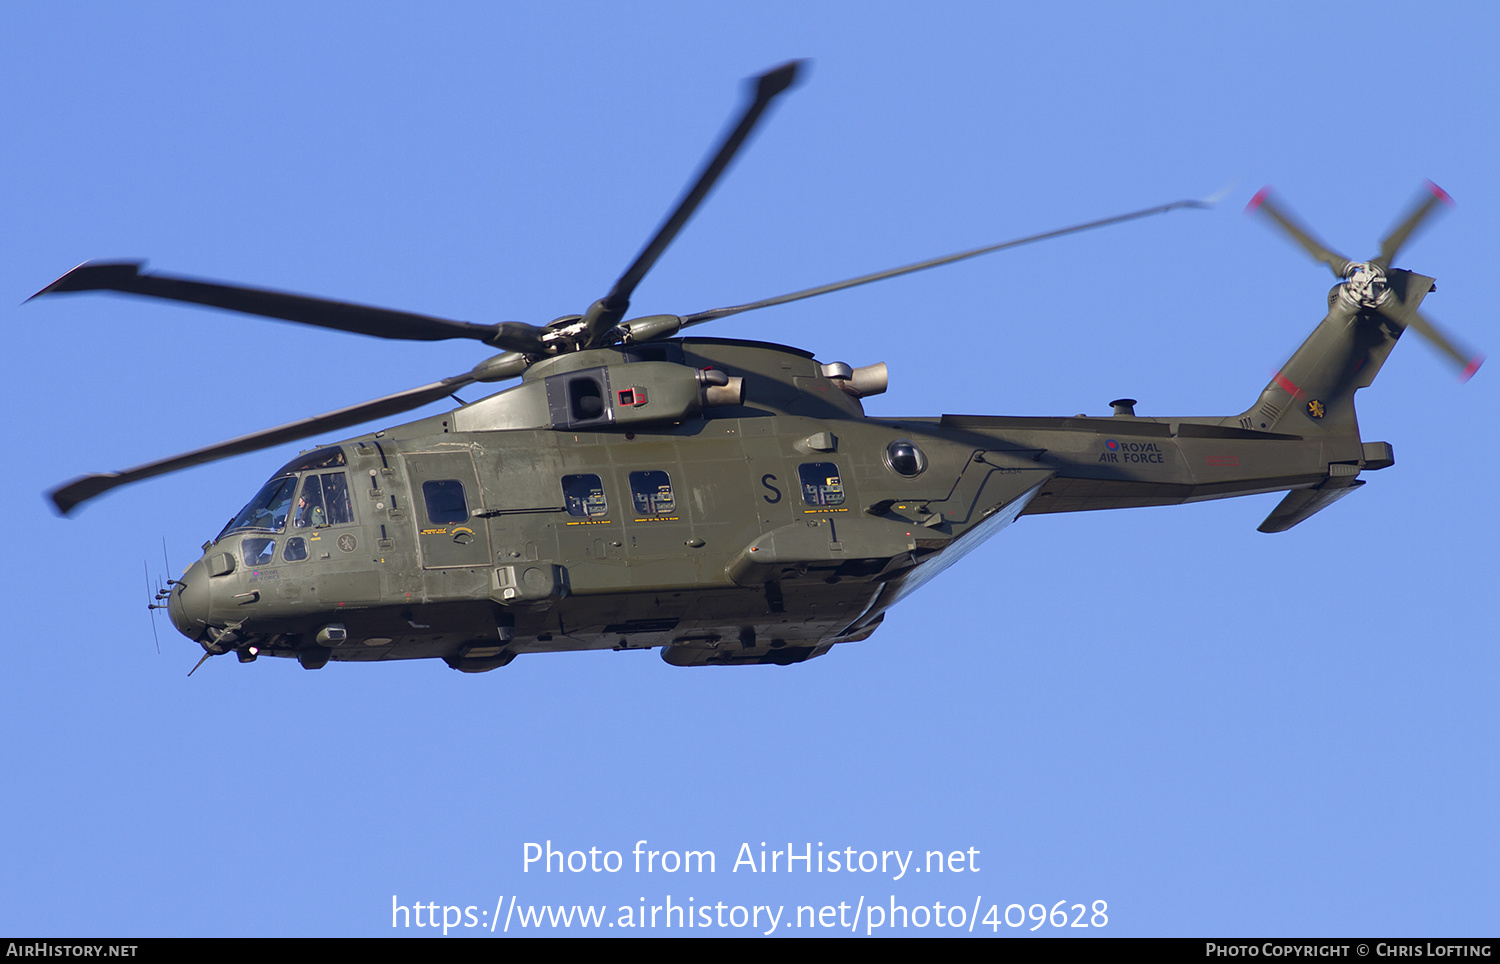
<box><xmin>143</xmin><ymin>561</ymin><xmax>162</xmax><ymax>654</ymax></box>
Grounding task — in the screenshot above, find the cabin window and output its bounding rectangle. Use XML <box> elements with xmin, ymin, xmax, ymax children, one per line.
<box><xmin>799</xmin><ymin>462</ymin><xmax>845</xmax><ymax>506</ymax></box>
<box><xmin>629</xmin><ymin>470</ymin><xmax>676</xmax><ymax>516</ymax></box>
<box><xmin>562</xmin><ymin>474</ymin><xmax>608</xmax><ymax>518</ymax></box>
<box><xmin>241</xmin><ymin>538</ymin><xmax>276</xmax><ymax>567</ymax></box>
<box><xmin>283</xmin><ymin>537</ymin><xmax>308</xmax><ymax>562</ymax></box>
<box><xmin>422</xmin><ymin>479</ymin><xmax>469</xmax><ymax>524</ymax></box>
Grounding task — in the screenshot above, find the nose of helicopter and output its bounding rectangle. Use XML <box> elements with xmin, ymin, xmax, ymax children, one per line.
<box><xmin>168</xmin><ymin>559</ymin><xmax>211</xmax><ymax>640</ymax></box>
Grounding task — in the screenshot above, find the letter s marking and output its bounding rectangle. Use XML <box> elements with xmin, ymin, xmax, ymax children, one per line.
<box><xmin>761</xmin><ymin>474</ymin><xmax>782</xmax><ymax>504</ymax></box>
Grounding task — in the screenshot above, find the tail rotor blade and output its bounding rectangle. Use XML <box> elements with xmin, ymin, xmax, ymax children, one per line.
<box><xmin>1373</xmin><ymin>180</ymin><xmax>1453</xmax><ymax>270</ymax></box>
<box><xmin>1377</xmin><ymin>302</ymin><xmax>1483</xmax><ymax>380</ymax></box>
<box><xmin>1403</xmin><ymin>308</ymin><xmax>1483</xmax><ymax>380</ymax></box>
<box><xmin>1246</xmin><ymin>187</ymin><xmax>1351</xmax><ymax>277</ymax></box>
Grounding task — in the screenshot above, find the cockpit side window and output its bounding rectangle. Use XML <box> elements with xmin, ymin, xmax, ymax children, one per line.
<box><xmin>241</xmin><ymin>537</ymin><xmax>276</xmax><ymax>567</ymax></box>
<box><xmin>296</xmin><ymin>472</ymin><xmax>354</xmax><ymax>527</ymax></box>
<box><xmin>320</xmin><ymin>472</ymin><xmax>352</xmax><ymax>524</ymax></box>
<box><xmin>296</xmin><ymin>476</ymin><xmax>328</xmax><ymax>528</ymax></box>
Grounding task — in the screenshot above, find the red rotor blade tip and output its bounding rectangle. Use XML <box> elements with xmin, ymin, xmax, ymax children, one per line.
<box><xmin>1460</xmin><ymin>354</ymin><xmax>1484</xmax><ymax>382</ymax></box>
<box><xmin>1426</xmin><ymin>180</ymin><xmax>1455</xmax><ymax>207</ymax></box>
<box><xmin>1245</xmin><ymin>186</ymin><xmax>1273</xmax><ymax>214</ymax></box>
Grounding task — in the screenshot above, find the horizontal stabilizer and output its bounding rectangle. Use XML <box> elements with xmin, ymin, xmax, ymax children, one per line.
<box><xmin>1258</xmin><ymin>478</ymin><xmax>1364</xmax><ymax>533</ymax></box>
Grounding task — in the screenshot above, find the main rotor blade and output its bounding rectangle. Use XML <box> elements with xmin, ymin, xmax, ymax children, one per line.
<box><xmin>1245</xmin><ymin>187</ymin><xmax>1351</xmax><ymax>277</ymax></box>
<box><xmin>678</xmin><ymin>197</ymin><xmax>1211</xmax><ymax>327</ymax></box>
<box><xmin>588</xmin><ymin>60</ymin><xmax>805</xmax><ymax>343</ymax></box>
<box><xmin>30</xmin><ymin>261</ymin><xmax>548</xmax><ymax>354</ymax></box>
<box><xmin>49</xmin><ymin>373</ymin><xmax>478</xmax><ymax>516</ymax></box>
<box><xmin>1373</xmin><ymin>181</ymin><xmax>1453</xmax><ymax>270</ymax></box>
<box><xmin>1377</xmin><ymin>302</ymin><xmax>1484</xmax><ymax>380</ymax></box>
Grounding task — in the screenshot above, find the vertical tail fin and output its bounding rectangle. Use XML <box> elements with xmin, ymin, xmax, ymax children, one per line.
<box><xmin>1238</xmin><ymin>269</ymin><xmax>1434</xmax><ymax>437</ymax></box>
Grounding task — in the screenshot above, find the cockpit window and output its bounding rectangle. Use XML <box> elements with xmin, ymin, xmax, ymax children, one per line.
<box><xmin>220</xmin><ymin>476</ymin><xmax>298</xmax><ymax>538</ymax></box>
<box><xmin>296</xmin><ymin>472</ymin><xmax>353</xmax><ymax>527</ymax></box>
<box><xmin>283</xmin><ymin>537</ymin><xmax>308</xmax><ymax>562</ymax></box>
<box><xmin>241</xmin><ymin>538</ymin><xmax>276</xmax><ymax>567</ymax></box>
<box><xmin>273</xmin><ymin>447</ymin><xmax>347</xmax><ymax>476</ymax></box>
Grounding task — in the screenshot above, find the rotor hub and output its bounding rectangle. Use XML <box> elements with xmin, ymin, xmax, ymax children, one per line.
<box><xmin>1340</xmin><ymin>261</ymin><xmax>1390</xmax><ymax>309</ymax></box>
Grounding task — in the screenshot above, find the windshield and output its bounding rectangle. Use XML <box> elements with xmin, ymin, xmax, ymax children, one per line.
<box><xmin>218</xmin><ymin>476</ymin><xmax>298</xmax><ymax>539</ymax></box>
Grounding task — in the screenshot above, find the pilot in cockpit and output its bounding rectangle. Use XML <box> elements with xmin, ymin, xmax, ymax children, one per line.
<box><xmin>294</xmin><ymin>493</ymin><xmax>326</xmax><ymax>528</ymax></box>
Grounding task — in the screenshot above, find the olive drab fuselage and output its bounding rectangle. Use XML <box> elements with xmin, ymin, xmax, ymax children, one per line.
<box><xmin>167</xmin><ymin>330</ymin><xmax>1397</xmax><ymax>672</ymax></box>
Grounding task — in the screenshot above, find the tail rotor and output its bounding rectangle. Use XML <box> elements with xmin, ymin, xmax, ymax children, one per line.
<box><xmin>1246</xmin><ymin>182</ymin><xmax>1483</xmax><ymax>381</ymax></box>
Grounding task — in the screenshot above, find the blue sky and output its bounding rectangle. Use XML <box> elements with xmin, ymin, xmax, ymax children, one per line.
<box><xmin>2</xmin><ymin>2</ymin><xmax>1495</xmax><ymax>937</ymax></box>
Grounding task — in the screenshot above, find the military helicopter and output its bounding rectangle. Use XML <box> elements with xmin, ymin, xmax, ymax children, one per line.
<box><xmin>35</xmin><ymin>62</ymin><xmax>1482</xmax><ymax>673</ymax></box>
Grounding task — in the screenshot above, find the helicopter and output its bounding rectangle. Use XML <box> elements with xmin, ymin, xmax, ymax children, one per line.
<box><xmin>33</xmin><ymin>61</ymin><xmax>1483</xmax><ymax>673</ymax></box>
